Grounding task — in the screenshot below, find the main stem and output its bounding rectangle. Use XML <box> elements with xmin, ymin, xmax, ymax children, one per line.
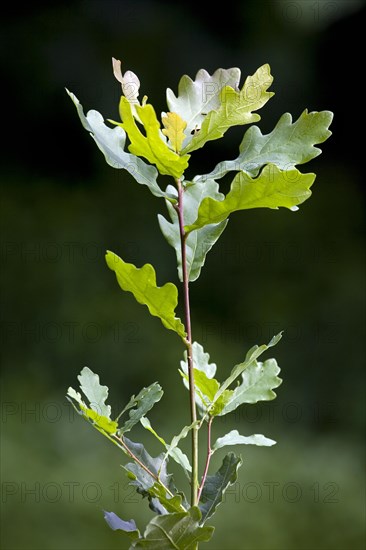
<box><xmin>176</xmin><ymin>178</ymin><xmax>199</xmax><ymax>508</ymax></box>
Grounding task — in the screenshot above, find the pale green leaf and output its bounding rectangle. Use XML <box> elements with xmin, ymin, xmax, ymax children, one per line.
<box><xmin>77</xmin><ymin>366</ymin><xmax>111</xmax><ymax>418</ymax></box>
<box><xmin>213</xmin><ymin>333</ymin><xmax>282</xmax><ymax>406</ymax></box>
<box><xmin>182</xmin><ymin>64</ymin><xmax>274</xmax><ymax>154</ymax></box>
<box><xmin>219</xmin><ymin>358</ymin><xmax>282</xmax><ymax>416</ymax></box>
<box><xmin>166</xmin><ymin>67</ymin><xmax>241</xmax><ymax>149</ymax></box>
<box><xmin>66</xmin><ymin>90</ymin><xmax>168</xmax><ymax>200</ymax></box>
<box><xmin>106</xmin><ymin>251</ymin><xmax>186</xmax><ymax>339</ymax></box>
<box><xmin>203</xmin><ymin>109</ymin><xmax>334</xmax><ymax>180</ymax></box>
<box><xmin>158</xmin><ymin>180</ymin><xmax>227</xmax><ymax>282</ymax></box>
<box><xmin>186</xmin><ymin>166</ymin><xmax>315</xmax><ymax>233</ymax></box>
<box><xmin>66</xmin><ymin>370</ymin><xmax>118</xmax><ymax>435</ymax></box>
<box><xmin>118</xmin><ymin>96</ymin><xmax>190</xmax><ymax>178</ymax></box>
<box><xmin>199</xmin><ymin>452</ymin><xmax>242</xmax><ymax>523</ymax></box>
<box><xmin>135</xmin><ymin>506</ymin><xmax>214</xmax><ymax>549</ymax></box>
<box><xmin>163</xmin><ymin>422</ymin><xmax>198</xmax><ymax>471</ymax></box>
<box><xmin>117</xmin><ymin>382</ymin><xmax>163</xmax><ymax>434</ymax></box>
<box><xmin>180</xmin><ymin>342</ymin><xmax>218</xmax><ymax>412</ymax></box>
<box><xmin>212</xmin><ymin>429</ymin><xmax>276</xmax><ymax>451</ymax></box>
<box><xmin>140</xmin><ymin>417</ymin><xmax>192</xmax><ymax>477</ymax></box>
<box><xmin>162</xmin><ymin>112</ymin><xmax>187</xmax><ymax>153</ymax></box>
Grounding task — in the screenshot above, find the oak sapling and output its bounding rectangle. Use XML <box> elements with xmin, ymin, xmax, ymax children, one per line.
<box><xmin>66</xmin><ymin>57</ymin><xmax>333</xmax><ymax>549</ymax></box>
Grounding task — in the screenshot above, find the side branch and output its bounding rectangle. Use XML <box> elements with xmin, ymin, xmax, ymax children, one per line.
<box><xmin>197</xmin><ymin>416</ymin><xmax>213</xmax><ymax>502</ymax></box>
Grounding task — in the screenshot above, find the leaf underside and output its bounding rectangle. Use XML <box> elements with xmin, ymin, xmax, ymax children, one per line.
<box><xmin>199</xmin><ymin>452</ymin><xmax>242</xmax><ymax>523</ymax></box>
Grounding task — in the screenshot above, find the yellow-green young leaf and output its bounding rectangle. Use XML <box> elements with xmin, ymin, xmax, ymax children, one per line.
<box><xmin>186</xmin><ymin>165</ymin><xmax>315</xmax><ymax>233</ymax></box>
<box><xmin>106</xmin><ymin>250</ymin><xmax>186</xmax><ymax>339</ymax></box>
<box><xmin>182</xmin><ymin>64</ymin><xmax>274</xmax><ymax>154</ymax></box>
<box><xmin>161</xmin><ymin>112</ymin><xmax>187</xmax><ymax>153</ymax></box>
<box><xmin>118</xmin><ymin>96</ymin><xmax>189</xmax><ymax>178</ymax></box>
<box><xmin>192</xmin><ymin>370</ymin><xmax>233</xmax><ymax>416</ymax></box>
<box><xmin>83</xmin><ymin>407</ymin><xmax>118</xmax><ymax>434</ymax></box>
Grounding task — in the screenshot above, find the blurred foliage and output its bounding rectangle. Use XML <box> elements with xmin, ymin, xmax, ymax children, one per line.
<box><xmin>1</xmin><ymin>1</ymin><xmax>365</xmax><ymax>549</ymax></box>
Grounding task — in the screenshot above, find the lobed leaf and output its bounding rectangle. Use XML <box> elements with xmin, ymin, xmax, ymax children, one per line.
<box><xmin>216</xmin><ymin>333</ymin><xmax>281</xmax><ymax>396</ymax></box>
<box><xmin>180</xmin><ymin>342</ymin><xmax>218</xmax><ymax>412</ymax></box>
<box><xmin>166</xmin><ymin>67</ymin><xmax>241</xmax><ymax>149</ymax></box>
<box><xmin>218</xmin><ymin>358</ymin><xmax>282</xmax><ymax>416</ymax></box>
<box><xmin>77</xmin><ymin>366</ymin><xmax>111</xmax><ymax>418</ymax></box>
<box><xmin>140</xmin><ymin>417</ymin><xmax>192</xmax><ymax>477</ymax></box>
<box><xmin>67</xmin><ymin>368</ymin><xmax>118</xmax><ymax>435</ymax></box>
<box><xmin>182</xmin><ymin>64</ymin><xmax>274</xmax><ymax>154</ymax></box>
<box><xmin>134</xmin><ymin>506</ymin><xmax>214</xmax><ymax>549</ymax></box>
<box><xmin>186</xmin><ymin>166</ymin><xmax>315</xmax><ymax>233</ymax></box>
<box><xmin>117</xmin><ymin>383</ymin><xmax>163</xmax><ymax>435</ymax></box>
<box><xmin>118</xmin><ymin>97</ymin><xmax>189</xmax><ymax>178</ymax></box>
<box><xmin>201</xmin><ymin>109</ymin><xmax>334</xmax><ymax>180</ymax></box>
<box><xmin>106</xmin><ymin>251</ymin><xmax>186</xmax><ymax>339</ymax></box>
<box><xmin>161</xmin><ymin>112</ymin><xmax>187</xmax><ymax>153</ymax></box>
<box><xmin>158</xmin><ymin>180</ymin><xmax>227</xmax><ymax>282</ymax></box>
<box><xmin>199</xmin><ymin>452</ymin><xmax>242</xmax><ymax>523</ymax></box>
<box><xmin>212</xmin><ymin>429</ymin><xmax>276</xmax><ymax>451</ymax></box>
<box><xmin>123</xmin><ymin>438</ymin><xmax>185</xmax><ymax>515</ymax></box>
<box><xmin>66</xmin><ymin>90</ymin><xmax>167</xmax><ymax>199</ymax></box>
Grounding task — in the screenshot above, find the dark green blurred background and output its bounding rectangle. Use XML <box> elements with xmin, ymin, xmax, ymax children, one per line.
<box><xmin>1</xmin><ymin>1</ymin><xmax>365</xmax><ymax>549</ymax></box>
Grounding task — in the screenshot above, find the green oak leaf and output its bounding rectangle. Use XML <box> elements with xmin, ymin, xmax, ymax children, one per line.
<box><xmin>118</xmin><ymin>96</ymin><xmax>190</xmax><ymax>178</ymax></box>
<box><xmin>77</xmin><ymin>366</ymin><xmax>111</xmax><ymax>418</ymax></box>
<box><xmin>202</xmin><ymin>109</ymin><xmax>334</xmax><ymax>180</ymax></box>
<box><xmin>218</xmin><ymin>358</ymin><xmax>282</xmax><ymax>416</ymax></box>
<box><xmin>67</xmin><ymin>368</ymin><xmax>118</xmax><ymax>435</ymax></box>
<box><xmin>123</xmin><ymin>438</ymin><xmax>185</xmax><ymax>515</ymax></box>
<box><xmin>106</xmin><ymin>251</ymin><xmax>186</xmax><ymax>339</ymax></box>
<box><xmin>158</xmin><ymin>181</ymin><xmax>227</xmax><ymax>282</ymax></box>
<box><xmin>166</xmin><ymin>67</ymin><xmax>241</xmax><ymax>149</ymax></box>
<box><xmin>140</xmin><ymin>417</ymin><xmax>192</xmax><ymax>477</ymax></box>
<box><xmin>212</xmin><ymin>429</ymin><xmax>276</xmax><ymax>451</ymax></box>
<box><xmin>189</xmin><ymin>369</ymin><xmax>233</xmax><ymax>417</ymax></box>
<box><xmin>134</xmin><ymin>506</ymin><xmax>214</xmax><ymax>549</ymax></box>
<box><xmin>186</xmin><ymin>166</ymin><xmax>315</xmax><ymax>233</ymax></box>
<box><xmin>162</xmin><ymin>421</ymin><xmax>198</xmax><ymax>474</ymax></box>
<box><xmin>66</xmin><ymin>90</ymin><xmax>169</xmax><ymax>200</ymax></box>
<box><xmin>212</xmin><ymin>333</ymin><xmax>282</xmax><ymax>406</ymax></box>
<box><xmin>182</xmin><ymin>64</ymin><xmax>274</xmax><ymax>154</ymax></box>
<box><xmin>180</xmin><ymin>342</ymin><xmax>218</xmax><ymax>412</ymax></box>
<box><xmin>117</xmin><ymin>382</ymin><xmax>163</xmax><ymax>435</ymax></box>
<box><xmin>199</xmin><ymin>452</ymin><xmax>242</xmax><ymax>523</ymax></box>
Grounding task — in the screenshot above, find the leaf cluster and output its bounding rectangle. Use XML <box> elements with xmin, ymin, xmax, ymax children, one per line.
<box><xmin>67</xmin><ymin>59</ymin><xmax>332</xmax><ymax>548</ymax></box>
